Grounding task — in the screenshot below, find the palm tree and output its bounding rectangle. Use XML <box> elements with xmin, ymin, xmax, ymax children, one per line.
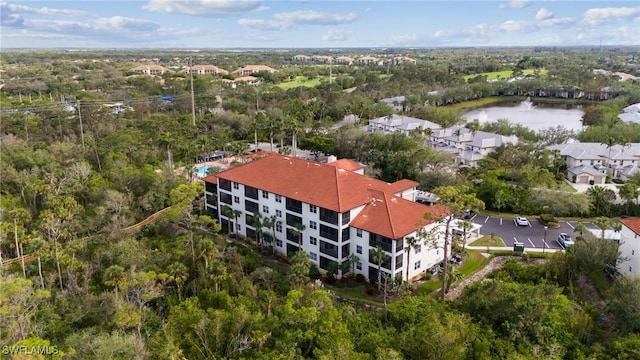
<box><xmin>293</xmin><ymin>223</ymin><xmax>306</xmax><ymax>250</ymax></box>
<box><xmin>371</xmin><ymin>245</ymin><xmax>390</xmax><ymax>291</ymax></box>
<box><xmin>593</xmin><ymin>216</ymin><xmax>612</xmax><ymax>240</ymax></box>
<box><xmin>348</xmin><ymin>253</ymin><xmax>360</xmax><ymax>276</ymax></box>
<box><xmin>252</xmin><ymin>212</ymin><xmax>264</xmax><ymax>250</ymax></box>
<box><xmin>460</xmin><ymin>220</ymin><xmax>473</xmax><ymax>252</ymax></box>
<box><xmin>619</xmin><ymin>182</ymin><xmax>640</xmax><ymax>214</ymax></box>
<box><xmin>221</xmin><ymin>205</ymin><xmax>233</xmax><ymax>238</ymax></box>
<box><xmin>587</xmin><ymin>185</ymin><xmax>616</xmax><ymax>216</ymax></box>
<box><xmin>231</xmin><ymin>209</ymin><xmax>242</xmax><ymax>236</ymax></box>
<box><xmin>103</xmin><ymin>264</ymin><xmax>126</xmax><ymax>297</ymax></box>
<box><xmin>574</xmin><ymin>222</ymin><xmax>588</xmax><ymax>240</ymax></box>
<box><xmin>404</xmin><ymin>236</ymin><xmax>421</xmax><ymax>282</ymax></box>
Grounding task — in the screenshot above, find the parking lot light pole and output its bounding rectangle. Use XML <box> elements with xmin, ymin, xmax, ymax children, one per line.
<box><xmin>543</xmin><ymin>226</ymin><xmax>548</xmax><ymax>254</ymax></box>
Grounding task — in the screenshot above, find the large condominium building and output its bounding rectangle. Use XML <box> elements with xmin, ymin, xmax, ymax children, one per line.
<box><xmin>202</xmin><ymin>154</ymin><xmax>450</xmax><ymax>282</ymax></box>
<box><xmin>619</xmin><ymin>218</ymin><xmax>640</xmax><ymax>276</ymax></box>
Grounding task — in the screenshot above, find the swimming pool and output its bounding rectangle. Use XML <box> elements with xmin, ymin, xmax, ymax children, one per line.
<box><xmin>196</xmin><ymin>165</ymin><xmax>213</xmax><ymax>176</ymax></box>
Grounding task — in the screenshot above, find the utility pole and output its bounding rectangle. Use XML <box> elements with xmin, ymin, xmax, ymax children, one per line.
<box><xmin>77</xmin><ymin>100</ymin><xmax>86</xmax><ymax>154</ymax></box>
<box><xmin>190</xmin><ymin>56</ymin><xmax>196</xmax><ymax>127</ymax></box>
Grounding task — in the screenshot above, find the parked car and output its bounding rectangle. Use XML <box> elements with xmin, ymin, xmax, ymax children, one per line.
<box><xmin>462</xmin><ymin>209</ymin><xmax>475</xmax><ymax>219</ymax></box>
<box><xmin>427</xmin><ymin>264</ymin><xmax>441</xmax><ymax>274</ymax></box>
<box><xmin>448</xmin><ymin>253</ymin><xmax>463</xmax><ymax>264</ymax></box>
<box><xmin>605</xmin><ymin>264</ymin><xmax>622</xmax><ymax>279</ymax></box>
<box><xmin>515</xmin><ymin>216</ymin><xmax>530</xmax><ymax>226</ymax></box>
<box><xmin>557</xmin><ymin>233</ymin><xmax>575</xmax><ymax>248</ymax></box>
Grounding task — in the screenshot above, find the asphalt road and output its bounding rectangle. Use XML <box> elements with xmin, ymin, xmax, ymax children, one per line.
<box><xmin>470</xmin><ymin>215</ymin><xmax>598</xmax><ymax>251</ymax></box>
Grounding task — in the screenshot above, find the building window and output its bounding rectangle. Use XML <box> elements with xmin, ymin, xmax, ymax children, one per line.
<box><xmin>415</xmin><ymin>245</ymin><xmax>422</xmax><ymax>254</ymax></box>
<box><xmin>263</xmin><ymin>205</ymin><xmax>269</xmax><ymax>214</ymax></box>
<box><xmin>310</xmin><ymin>236</ymin><xmax>318</xmax><ymax>246</ymax></box>
<box><xmin>262</xmin><ymin>191</ymin><xmax>269</xmax><ymax>199</ymax></box>
<box><xmin>414</xmin><ymin>261</ymin><xmax>421</xmax><ymax>270</ymax></box>
<box><xmin>309</xmin><ymin>205</ymin><xmax>317</xmax><ymax>213</ymax></box>
<box><xmin>630</xmin><ymin>267</ymin><xmax>633</xmax><ymax>272</ymax></box>
<box><xmin>275</xmin><ymin>195</ymin><xmax>282</xmax><ymax>203</ymax></box>
<box><xmin>276</xmin><ymin>223</ymin><xmax>282</xmax><ymax>232</ymax></box>
<box><xmin>356</xmin><ymin>262</ymin><xmax>362</xmax><ymax>270</ymax></box>
<box><xmin>236</xmin><ymin>224</ymin><xmax>241</xmax><ymax>231</ymax></box>
<box><xmin>233</xmin><ymin>182</ymin><xmax>239</xmax><ymax>190</ymax></box>
<box><xmin>356</xmin><ymin>245</ymin><xmax>362</xmax><ymax>254</ymax></box>
<box><xmin>309</xmin><ymin>252</ymin><xmax>317</xmax><ymax>261</ymax></box>
<box><xmin>309</xmin><ymin>220</ymin><xmax>317</xmax><ymax>230</ymax></box>
<box><xmin>356</xmin><ymin>228</ymin><xmax>363</xmax><ymax>237</ymax></box>
<box><xmin>276</xmin><ymin>239</ymin><xmax>282</xmax><ymax>247</ymax></box>
<box><xmin>234</xmin><ymin>196</ymin><xmax>240</xmax><ymax>204</ymax></box>
<box><xmin>276</xmin><ymin>210</ymin><xmax>282</xmax><ymax>218</ymax></box>
<box><xmin>633</xmin><ymin>250</ymin><xmax>636</xmax><ymax>256</ymax></box>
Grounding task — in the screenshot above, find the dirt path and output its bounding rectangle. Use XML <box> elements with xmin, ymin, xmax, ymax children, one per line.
<box><xmin>445</xmin><ymin>255</ymin><xmax>509</xmax><ymax>300</ymax></box>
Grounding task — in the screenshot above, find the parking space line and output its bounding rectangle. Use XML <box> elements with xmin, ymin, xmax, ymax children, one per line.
<box><xmin>528</xmin><ymin>238</ymin><xmax>535</xmax><ymax>247</ymax></box>
<box><xmin>484</xmin><ymin>216</ymin><xmax>489</xmax><ymax>223</ymax></box>
<box><xmin>566</xmin><ymin>222</ymin><xmax>574</xmax><ymax>229</ymax></box>
<box><xmin>500</xmin><ymin>218</ymin><xmax>502</xmax><ymax>225</ymax></box>
<box><xmin>542</xmin><ymin>239</ymin><xmax>550</xmax><ymax>249</ymax></box>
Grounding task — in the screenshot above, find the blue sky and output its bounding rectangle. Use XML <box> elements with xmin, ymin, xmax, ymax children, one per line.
<box><xmin>1</xmin><ymin>0</ymin><xmax>638</xmax><ymax>48</ymax></box>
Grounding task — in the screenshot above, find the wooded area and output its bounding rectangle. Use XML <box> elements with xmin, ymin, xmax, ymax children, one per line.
<box><xmin>1</xmin><ymin>48</ymin><xmax>640</xmax><ymax>359</ymax></box>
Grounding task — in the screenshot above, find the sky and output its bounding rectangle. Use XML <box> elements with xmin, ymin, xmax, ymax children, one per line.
<box><xmin>1</xmin><ymin>0</ymin><xmax>639</xmax><ymax>49</ymax></box>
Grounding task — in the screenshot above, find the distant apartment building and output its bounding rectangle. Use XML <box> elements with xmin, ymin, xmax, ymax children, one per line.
<box><xmin>292</xmin><ymin>55</ymin><xmax>311</xmax><ymax>62</ymax></box>
<box><xmin>367</xmin><ymin>116</ymin><xmax>516</xmax><ymax>167</ymax></box>
<box><xmin>618</xmin><ymin>218</ymin><xmax>640</xmax><ymax>276</ymax></box>
<box><xmin>547</xmin><ymin>141</ymin><xmax>640</xmax><ymax>184</ymax></box>
<box><xmin>185</xmin><ymin>65</ymin><xmax>229</xmax><ymax>76</ymax></box>
<box><xmin>232</xmin><ymin>65</ymin><xmax>277</xmax><ymax>76</ymax></box>
<box><xmin>368</xmin><ymin>114</ymin><xmax>440</xmax><ymax>136</ymax></box>
<box><xmin>131</xmin><ymin>65</ymin><xmax>171</xmax><ymax>75</ymax></box>
<box><xmin>202</xmin><ymin>154</ymin><xmax>451</xmax><ymax>282</ymax></box>
<box><xmin>334</xmin><ymin>56</ymin><xmax>354</xmax><ymax>65</ymax></box>
<box><xmin>357</xmin><ymin>56</ymin><xmax>381</xmax><ymax>65</ymax></box>
<box><xmin>430</xmin><ymin>126</ymin><xmax>518</xmax><ymax>167</ymax></box>
<box><xmin>388</xmin><ymin>56</ymin><xmax>417</xmax><ymax>65</ymax></box>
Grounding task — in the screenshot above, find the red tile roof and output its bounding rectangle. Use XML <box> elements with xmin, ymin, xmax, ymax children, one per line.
<box><xmin>620</xmin><ymin>218</ymin><xmax>640</xmax><ymax>236</ymax></box>
<box><xmin>202</xmin><ymin>174</ymin><xmax>217</xmax><ymax>184</ymax></box>
<box><xmin>326</xmin><ymin>159</ymin><xmax>365</xmax><ymax>172</ymax></box>
<box><xmin>211</xmin><ymin>153</ymin><xmax>417</xmax><ymax>212</ymax></box>
<box><xmin>350</xmin><ymin>190</ymin><xmax>448</xmax><ymax>239</ymax></box>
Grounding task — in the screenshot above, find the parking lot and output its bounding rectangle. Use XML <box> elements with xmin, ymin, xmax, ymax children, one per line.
<box><xmin>470</xmin><ymin>215</ymin><xmax>599</xmax><ymax>251</ymax></box>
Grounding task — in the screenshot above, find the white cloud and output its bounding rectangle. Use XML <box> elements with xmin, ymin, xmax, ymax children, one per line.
<box><xmin>432</xmin><ymin>24</ymin><xmax>492</xmax><ymax>44</ymax></box>
<box><xmin>321</xmin><ymin>28</ymin><xmax>353</xmax><ymax>41</ymax></box>
<box><xmin>273</xmin><ymin>10</ymin><xmax>358</xmax><ymax>25</ymax></box>
<box><xmin>237</xmin><ymin>18</ymin><xmax>290</xmax><ymax>31</ymax></box>
<box><xmin>499</xmin><ymin>0</ymin><xmax>532</xmax><ymax>9</ymax></box>
<box><xmin>143</xmin><ymin>0</ymin><xmax>262</xmax><ymax>17</ymax></box>
<box><xmin>577</xmin><ymin>25</ymin><xmax>640</xmax><ymax>45</ymax></box>
<box><xmin>583</xmin><ymin>7</ymin><xmax>640</xmax><ymax>26</ymax></box>
<box><xmin>500</xmin><ymin>16</ymin><xmax>573</xmax><ymax>32</ymax></box>
<box><xmin>535</xmin><ymin>8</ymin><xmax>553</xmax><ymax>21</ymax></box>
<box><xmin>0</xmin><ymin>2</ymin><xmax>89</xmax><ymax>16</ymax></box>
<box><xmin>499</xmin><ymin>20</ymin><xmax>536</xmax><ymax>32</ymax></box>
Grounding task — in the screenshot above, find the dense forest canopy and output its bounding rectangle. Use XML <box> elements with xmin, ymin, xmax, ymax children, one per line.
<box><xmin>1</xmin><ymin>47</ymin><xmax>640</xmax><ymax>359</ymax></box>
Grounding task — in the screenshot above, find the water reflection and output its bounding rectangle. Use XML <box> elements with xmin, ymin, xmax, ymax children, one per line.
<box><xmin>463</xmin><ymin>99</ymin><xmax>585</xmax><ymax>132</ymax></box>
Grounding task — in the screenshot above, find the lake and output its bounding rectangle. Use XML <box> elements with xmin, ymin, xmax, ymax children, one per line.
<box><xmin>463</xmin><ymin>99</ymin><xmax>585</xmax><ymax>132</ymax></box>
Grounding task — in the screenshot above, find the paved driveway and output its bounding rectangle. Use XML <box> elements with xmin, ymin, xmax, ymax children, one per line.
<box><xmin>470</xmin><ymin>215</ymin><xmax>598</xmax><ymax>251</ymax></box>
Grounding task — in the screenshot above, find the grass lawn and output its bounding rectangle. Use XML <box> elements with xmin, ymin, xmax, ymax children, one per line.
<box><xmin>470</xmin><ymin>235</ymin><xmax>506</xmax><ymax>247</ymax></box>
<box><xmin>589</xmin><ymin>270</ymin><xmax>611</xmax><ymax>296</ymax></box>
<box><xmin>416</xmin><ymin>253</ymin><xmax>491</xmax><ymax>296</ymax></box>
<box><xmin>447</xmin><ymin>97</ymin><xmax>510</xmax><ymax>111</ymax></box>
<box><xmin>325</xmin><ymin>283</ymin><xmax>385</xmax><ymax>307</ymax></box>
<box><xmin>277</xmin><ymin>76</ymin><xmax>323</xmax><ymax>90</ymax></box>
<box><xmin>463</xmin><ymin>69</ymin><xmax>548</xmax><ymax>81</ymax></box>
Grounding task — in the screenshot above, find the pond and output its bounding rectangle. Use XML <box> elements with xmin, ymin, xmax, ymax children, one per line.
<box><xmin>463</xmin><ymin>98</ymin><xmax>585</xmax><ymax>132</ymax></box>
